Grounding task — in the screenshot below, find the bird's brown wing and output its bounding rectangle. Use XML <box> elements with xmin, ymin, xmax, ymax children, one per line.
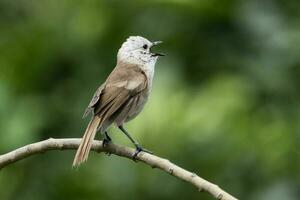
<box><xmin>82</xmin><ymin>83</ymin><xmax>105</xmax><ymax>118</ymax></box>
<box><xmin>94</xmin><ymin>65</ymin><xmax>147</xmax><ymax>120</ymax></box>
<box><xmin>84</xmin><ymin>64</ymin><xmax>147</xmax><ymax>124</ymax></box>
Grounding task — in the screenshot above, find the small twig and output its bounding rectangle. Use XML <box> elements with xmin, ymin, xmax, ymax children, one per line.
<box><xmin>0</xmin><ymin>138</ymin><xmax>238</xmax><ymax>200</ymax></box>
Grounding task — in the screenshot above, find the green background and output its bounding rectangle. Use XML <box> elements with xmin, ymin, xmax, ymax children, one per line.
<box><xmin>0</xmin><ymin>0</ymin><xmax>299</xmax><ymax>199</ymax></box>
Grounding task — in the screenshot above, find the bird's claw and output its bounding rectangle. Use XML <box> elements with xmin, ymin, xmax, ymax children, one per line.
<box><xmin>102</xmin><ymin>135</ymin><xmax>112</xmax><ymax>156</ymax></box>
<box><xmin>102</xmin><ymin>138</ymin><xmax>111</xmax><ymax>148</ymax></box>
<box><xmin>132</xmin><ymin>146</ymin><xmax>153</xmax><ymax>161</ymax></box>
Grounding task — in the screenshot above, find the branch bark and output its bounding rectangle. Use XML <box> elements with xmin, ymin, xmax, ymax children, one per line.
<box><xmin>0</xmin><ymin>138</ymin><xmax>238</xmax><ymax>200</ymax></box>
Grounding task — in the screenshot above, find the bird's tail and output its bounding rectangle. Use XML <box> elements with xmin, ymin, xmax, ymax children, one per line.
<box><xmin>73</xmin><ymin>115</ymin><xmax>101</xmax><ymax>167</ymax></box>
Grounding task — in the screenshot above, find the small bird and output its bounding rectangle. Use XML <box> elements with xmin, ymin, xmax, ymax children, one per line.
<box><xmin>73</xmin><ymin>36</ymin><xmax>164</xmax><ymax>167</ymax></box>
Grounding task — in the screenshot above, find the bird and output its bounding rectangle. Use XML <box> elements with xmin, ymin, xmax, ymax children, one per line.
<box><xmin>73</xmin><ymin>36</ymin><xmax>164</xmax><ymax>167</ymax></box>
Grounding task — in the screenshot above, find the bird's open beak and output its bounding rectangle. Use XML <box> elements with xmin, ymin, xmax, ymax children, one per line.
<box><xmin>151</xmin><ymin>41</ymin><xmax>165</xmax><ymax>57</ymax></box>
<box><xmin>152</xmin><ymin>41</ymin><xmax>163</xmax><ymax>46</ymax></box>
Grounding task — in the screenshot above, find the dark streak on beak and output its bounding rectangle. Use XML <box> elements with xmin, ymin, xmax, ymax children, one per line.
<box><xmin>151</xmin><ymin>41</ymin><xmax>165</xmax><ymax>57</ymax></box>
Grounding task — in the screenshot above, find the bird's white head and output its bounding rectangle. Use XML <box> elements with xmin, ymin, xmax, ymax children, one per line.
<box><xmin>117</xmin><ymin>36</ymin><xmax>164</xmax><ymax>67</ymax></box>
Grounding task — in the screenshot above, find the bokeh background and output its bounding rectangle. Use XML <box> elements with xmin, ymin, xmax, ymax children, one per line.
<box><xmin>0</xmin><ymin>0</ymin><xmax>299</xmax><ymax>199</ymax></box>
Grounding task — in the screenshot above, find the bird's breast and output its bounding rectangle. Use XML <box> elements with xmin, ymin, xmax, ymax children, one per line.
<box><xmin>141</xmin><ymin>62</ymin><xmax>155</xmax><ymax>91</ymax></box>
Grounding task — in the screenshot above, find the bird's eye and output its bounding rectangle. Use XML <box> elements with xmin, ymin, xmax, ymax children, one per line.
<box><xmin>142</xmin><ymin>44</ymin><xmax>148</xmax><ymax>49</ymax></box>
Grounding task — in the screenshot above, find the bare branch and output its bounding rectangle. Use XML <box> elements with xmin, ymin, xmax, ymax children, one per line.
<box><xmin>0</xmin><ymin>138</ymin><xmax>238</xmax><ymax>200</ymax></box>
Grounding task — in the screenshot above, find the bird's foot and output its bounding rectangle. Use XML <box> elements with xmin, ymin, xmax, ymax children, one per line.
<box><xmin>102</xmin><ymin>132</ymin><xmax>112</xmax><ymax>147</ymax></box>
<box><xmin>132</xmin><ymin>145</ymin><xmax>153</xmax><ymax>161</ymax></box>
<box><xmin>103</xmin><ymin>132</ymin><xmax>112</xmax><ymax>155</ymax></box>
<box><xmin>102</xmin><ymin>137</ymin><xmax>111</xmax><ymax>148</ymax></box>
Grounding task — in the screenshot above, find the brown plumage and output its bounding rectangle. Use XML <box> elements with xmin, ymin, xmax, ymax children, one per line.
<box><xmin>73</xmin><ymin>36</ymin><xmax>163</xmax><ymax>167</ymax></box>
<box><xmin>73</xmin><ymin>63</ymin><xmax>149</xmax><ymax>166</ymax></box>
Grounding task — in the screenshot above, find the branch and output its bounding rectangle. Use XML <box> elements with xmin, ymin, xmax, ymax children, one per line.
<box><xmin>0</xmin><ymin>138</ymin><xmax>238</xmax><ymax>200</ymax></box>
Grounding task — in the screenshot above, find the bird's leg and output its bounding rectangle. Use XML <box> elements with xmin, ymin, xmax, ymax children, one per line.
<box><xmin>102</xmin><ymin>131</ymin><xmax>112</xmax><ymax>147</ymax></box>
<box><xmin>118</xmin><ymin>125</ymin><xmax>153</xmax><ymax>160</ymax></box>
<box><xmin>102</xmin><ymin>131</ymin><xmax>112</xmax><ymax>156</ymax></box>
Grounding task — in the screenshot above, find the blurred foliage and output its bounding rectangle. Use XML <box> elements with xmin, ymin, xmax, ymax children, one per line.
<box><xmin>0</xmin><ymin>0</ymin><xmax>299</xmax><ymax>200</ymax></box>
